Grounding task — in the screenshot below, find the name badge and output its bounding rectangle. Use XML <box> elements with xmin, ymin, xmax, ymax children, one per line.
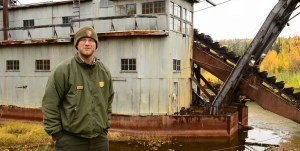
<box><xmin>99</xmin><ymin>82</ymin><xmax>105</xmax><ymax>88</ymax></box>
<box><xmin>77</xmin><ymin>86</ymin><xmax>84</xmax><ymax>90</ymax></box>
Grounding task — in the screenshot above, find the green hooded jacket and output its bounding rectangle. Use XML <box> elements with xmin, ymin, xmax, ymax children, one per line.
<box><xmin>42</xmin><ymin>54</ymin><xmax>114</xmax><ymax>139</ymax></box>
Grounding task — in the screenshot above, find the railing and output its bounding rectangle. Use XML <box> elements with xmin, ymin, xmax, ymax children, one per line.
<box><xmin>0</xmin><ymin>14</ymin><xmax>167</xmax><ymax>41</ymax></box>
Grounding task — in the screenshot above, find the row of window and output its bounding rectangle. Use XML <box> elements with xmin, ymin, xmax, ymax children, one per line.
<box><xmin>5</xmin><ymin>59</ymin><xmax>181</xmax><ymax>72</ymax></box>
<box><xmin>170</xmin><ymin>2</ymin><xmax>192</xmax><ymax>22</ymax></box>
<box><xmin>6</xmin><ymin>60</ymin><xmax>50</xmax><ymax>71</ymax></box>
<box><xmin>121</xmin><ymin>59</ymin><xmax>181</xmax><ymax>72</ymax></box>
<box><xmin>142</xmin><ymin>1</ymin><xmax>165</xmax><ymax>14</ymax></box>
<box><xmin>170</xmin><ymin>18</ymin><xmax>192</xmax><ymax>34</ymax></box>
<box><xmin>115</xmin><ymin>1</ymin><xmax>165</xmax><ymax>16</ymax></box>
<box><xmin>23</xmin><ymin>17</ymin><xmax>72</xmax><ymax>27</ymax></box>
<box><xmin>169</xmin><ymin>1</ymin><xmax>193</xmax><ymax>34</ymax></box>
<box><xmin>114</xmin><ymin>1</ymin><xmax>193</xmax><ymax>22</ymax></box>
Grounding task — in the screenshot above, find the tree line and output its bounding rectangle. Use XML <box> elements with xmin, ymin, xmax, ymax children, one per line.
<box><xmin>219</xmin><ymin>36</ymin><xmax>300</xmax><ymax>76</ymax></box>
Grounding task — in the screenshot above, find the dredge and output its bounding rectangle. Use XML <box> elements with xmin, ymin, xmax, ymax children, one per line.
<box><xmin>0</xmin><ymin>0</ymin><xmax>300</xmax><ymax>138</ymax></box>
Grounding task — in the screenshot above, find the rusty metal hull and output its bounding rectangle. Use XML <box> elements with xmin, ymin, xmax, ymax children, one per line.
<box><xmin>110</xmin><ymin>113</ymin><xmax>239</xmax><ymax>138</ymax></box>
<box><xmin>0</xmin><ymin>105</ymin><xmax>42</xmax><ymax>121</ymax></box>
<box><xmin>0</xmin><ymin>105</ymin><xmax>249</xmax><ymax>138</ymax></box>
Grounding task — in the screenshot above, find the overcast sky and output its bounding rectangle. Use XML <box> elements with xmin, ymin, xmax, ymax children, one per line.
<box><xmin>19</xmin><ymin>0</ymin><xmax>300</xmax><ymax>40</ymax></box>
<box><xmin>194</xmin><ymin>0</ymin><xmax>300</xmax><ymax>40</ymax></box>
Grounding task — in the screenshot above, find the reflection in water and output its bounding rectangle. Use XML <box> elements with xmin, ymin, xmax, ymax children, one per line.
<box><xmin>110</xmin><ymin>137</ymin><xmax>241</xmax><ymax>151</ymax></box>
<box><xmin>30</xmin><ymin>129</ymin><xmax>280</xmax><ymax>151</ymax></box>
<box><xmin>109</xmin><ymin>128</ymin><xmax>281</xmax><ymax>151</ymax></box>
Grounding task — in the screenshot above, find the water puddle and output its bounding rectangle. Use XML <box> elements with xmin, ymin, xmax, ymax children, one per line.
<box><xmin>109</xmin><ymin>127</ymin><xmax>283</xmax><ymax>151</ymax></box>
<box><xmin>244</xmin><ymin>128</ymin><xmax>282</xmax><ymax>151</ymax></box>
<box><xmin>25</xmin><ymin>128</ymin><xmax>284</xmax><ymax>151</ymax></box>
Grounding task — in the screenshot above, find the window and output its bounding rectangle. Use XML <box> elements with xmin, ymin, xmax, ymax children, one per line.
<box><xmin>121</xmin><ymin>59</ymin><xmax>136</xmax><ymax>71</ymax></box>
<box><xmin>170</xmin><ymin>17</ymin><xmax>174</xmax><ymax>30</ymax></box>
<box><xmin>115</xmin><ymin>5</ymin><xmax>126</xmax><ymax>15</ymax></box>
<box><xmin>182</xmin><ymin>23</ymin><xmax>186</xmax><ymax>34</ymax></box>
<box><xmin>182</xmin><ymin>8</ymin><xmax>187</xmax><ymax>20</ymax></box>
<box><xmin>23</xmin><ymin>19</ymin><xmax>34</xmax><ymax>27</ymax></box>
<box><xmin>115</xmin><ymin>4</ymin><xmax>136</xmax><ymax>15</ymax></box>
<box><xmin>142</xmin><ymin>2</ymin><xmax>151</xmax><ymax>14</ymax></box>
<box><xmin>6</xmin><ymin>60</ymin><xmax>19</xmax><ymax>71</ymax></box>
<box><xmin>154</xmin><ymin>1</ymin><xmax>165</xmax><ymax>14</ymax></box>
<box><xmin>170</xmin><ymin>2</ymin><xmax>174</xmax><ymax>15</ymax></box>
<box><xmin>126</xmin><ymin>4</ymin><xmax>136</xmax><ymax>15</ymax></box>
<box><xmin>174</xmin><ymin>18</ymin><xmax>181</xmax><ymax>32</ymax></box>
<box><xmin>62</xmin><ymin>16</ymin><xmax>73</xmax><ymax>24</ymax></box>
<box><xmin>100</xmin><ymin>0</ymin><xmax>113</xmax><ymax>7</ymax></box>
<box><xmin>173</xmin><ymin>59</ymin><xmax>180</xmax><ymax>71</ymax></box>
<box><xmin>174</xmin><ymin>3</ymin><xmax>181</xmax><ymax>18</ymax></box>
<box><xmin>186</xmin><ymin>10</ymin><xmax>192</xmax><ymax>23</ymax></box>
<box><xmin>142</xmin><ymin>1</ymin><xmax>165</xmax><ymax>14</ymax></box>
<box><xmin>36</xmin><ymin>60</ymin><xmax>50</xmax><ymax>71</ymax></box>
<box><xmin>170</xmin><ymin>17</ymin><xmax>181</xmax><ymax>32</ymax></box>
<box><xmin>186</xmin><ymin>23</ymin><xmax>192</xmax><ymax>35</ymax></box>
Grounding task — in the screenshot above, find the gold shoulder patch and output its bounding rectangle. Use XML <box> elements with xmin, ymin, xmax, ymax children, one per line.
<box><xmin>77</xmin><ymin>86</ymin><xmax>84</xmax><ymax>90</ymax></box>
<box><xmin>99</xmin><ymin>82</ymin><xmax>105</xmax><ymax>88</ymax></box>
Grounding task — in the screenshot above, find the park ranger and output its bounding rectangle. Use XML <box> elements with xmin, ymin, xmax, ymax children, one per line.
<box><xmin>42</xmin><ymin>26</ymin><xmax>114</xmax><ymax>151</ymax></box>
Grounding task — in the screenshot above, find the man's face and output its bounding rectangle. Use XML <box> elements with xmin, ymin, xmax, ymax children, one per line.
<box><xmin>77</xmin><ymin>37</ymin><xmax>96</xmax><ymax>58</ymax></box>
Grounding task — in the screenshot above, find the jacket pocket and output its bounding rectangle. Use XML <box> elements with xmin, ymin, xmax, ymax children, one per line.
<box><xmin>63</xmin><ymin>90</ymin><xmax>80</xmax><ymax>126</ymax></box>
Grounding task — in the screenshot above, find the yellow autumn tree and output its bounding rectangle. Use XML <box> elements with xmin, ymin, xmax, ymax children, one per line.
<box><xmin>222</xmin><ymin>36</ymin><xmax>300</xmax><ymax>77</ymax></box>
<box><xmin>277</xmin><ymin>46</ymin><xmax>290</xmax><ymax>73</ymax></box>
<box><xmin>288</xmin><ymin>36</ymin><xmax>300</xmax><ymax>73</ymax></box>
<box><xmin>260</xmin><ymin>50</ymin><xmax>279</xmax><ymax>75</ymax></box>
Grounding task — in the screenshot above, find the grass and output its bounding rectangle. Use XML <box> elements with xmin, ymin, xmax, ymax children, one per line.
<box><xmin>0</xmin><ymin>120</ymin><xmax>53</xmax><ymax>150</ymax></box>
<box><xmin>276</xmin><ymin>72</ymin><xmax>300</xmax><ymax>90</ymax></box>
<box><xmin>0</xmin><ymin>120</ymin><xmax>171</xmax><ymax>150</ymax></box>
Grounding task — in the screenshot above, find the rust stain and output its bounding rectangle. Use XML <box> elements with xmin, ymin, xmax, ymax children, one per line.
<box><xmin>0</xmin><ymin>105</ymin><xmax>42</xmax><ymax>121</ymax></box>
<box><xmin>0</xmin><ymin>38</ymin><xmax>71</xmax><ymax>46</ymax></box>
<box><xmin>0</xmin><ymin>105</ymin><xmax>247</xmax><ymax>138</ymax></box>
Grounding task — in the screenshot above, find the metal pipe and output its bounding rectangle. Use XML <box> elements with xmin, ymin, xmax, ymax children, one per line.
<box><xmin>206</xmin><ymin>0</ymin><xmax>216</xmax><ymax>6</ymax></box>
<box><xmin>2</xmin><ymin>0</ymin><xmax>8</xmax><ymax>40</ymax></box>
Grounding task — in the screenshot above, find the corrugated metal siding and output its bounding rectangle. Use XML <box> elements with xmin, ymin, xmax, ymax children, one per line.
<box><xmin>113</xmin><ymin>78</ymin><xmax>140</xmax><ymax>115</ymax></box>
<box><xmin>0</xmin><ymin>44</ymin><xmax>73</xmax><ymax>107</ymax></box>
<box><xmin>0</xmin><ymin>0</ymin><xmax>194</xmax><ymax>115</ymax></box>
<box><xmin>0</xmin><ymin>34</ymin><xmax>192</xmax><ymax>115</ymax></box>
<box><xmin>98</xmin><ymin>36</ymin><xmax>181</xmax><ymax>115</ymax></box>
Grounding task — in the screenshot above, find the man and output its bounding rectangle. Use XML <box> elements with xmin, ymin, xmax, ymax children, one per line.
<box><xmin>42</xmin><ymin>26</ymin><xmax>114</xmax><ymax>151</ymax></box>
